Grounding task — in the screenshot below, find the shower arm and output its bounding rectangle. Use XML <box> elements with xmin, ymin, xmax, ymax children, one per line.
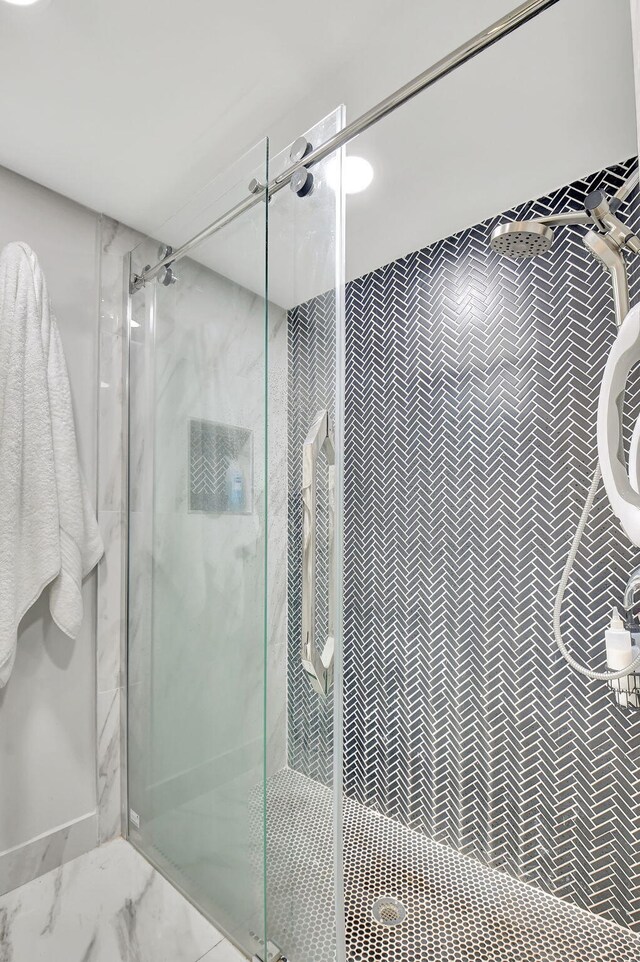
<box><xmin>515</xmin><ymin>170</ymin><xmax>640</xmax><ymax>328</ymax></box>
<box><xmin>534</xmin><ymin>212</ymin><xmax>593</xmax><ymax>227</ymax></box>
<box><xmin>582</xmin><ymin>185</ymin><xmax>640</xmax><ymax>327</ymax></box>
<box><xmin>508</xmin><ymin>169</ymin><xmax>640</xmax><ymax>235</ymax></box>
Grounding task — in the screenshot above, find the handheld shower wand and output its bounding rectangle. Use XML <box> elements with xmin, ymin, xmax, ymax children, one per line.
<box><xmin>489</xmin><ymin>167</ymin><xmax>640</xmax><ymax>697</ymax></box>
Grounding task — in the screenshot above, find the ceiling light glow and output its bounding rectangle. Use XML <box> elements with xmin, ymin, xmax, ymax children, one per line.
<box><xmin>1</xmin><ymin>0</ymin><xmax>45</xmax><ymax>6</ymax></box>
<box><xmin>327</xmin><ymin>155</ymin><xmax>374</xmax><ymax>195</ymax></box>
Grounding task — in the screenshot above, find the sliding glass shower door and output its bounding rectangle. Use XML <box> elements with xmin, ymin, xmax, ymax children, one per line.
<box><xmin>126</xmin><ymin>140</ymin><xmax>270</xmax><ymax>957</ymax></box>
<box><xmin>264</xmin><ymin>108</ymin><xmax>346</xmax><ymax>962</ymax></box>
<box><xmin>126</xmin><ymin>111</ymin><xmax>346</xmax><ymax>962</ymax></box>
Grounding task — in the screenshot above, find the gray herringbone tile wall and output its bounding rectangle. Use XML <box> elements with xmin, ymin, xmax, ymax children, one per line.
<box><xmin>288</xmin><ymin>156</ymin><xmax>640</xmax><ymax>930</ymax></box>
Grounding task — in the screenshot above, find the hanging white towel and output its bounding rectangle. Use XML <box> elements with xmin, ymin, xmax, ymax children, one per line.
<box><xmin>0</xmin><ymin>241</ymin><xmax>103</xmax><ymax>686</ymax></box>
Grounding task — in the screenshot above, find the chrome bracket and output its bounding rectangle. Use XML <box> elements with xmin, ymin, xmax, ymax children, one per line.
<box><xmin>289</xmin><ymin>136</ymin><xmax>314</xmax><ymax>198</ymax></box>
<box><xmin>580</xmin><ymin>188</ymin><xmax>640</xmax><ymax>327</ymax></box>
<box><xmin>129</xmin><ymin>246</ymin><xmax>178</xmax><ymax>294</ymax></box>
<box><xmin>301</xmin><ymin>409</ymin><xmax>335</xmax><ymax>697</ymax></box>
<box><xmin>583</xmin><ymin>230</ymin><xmax>630</xmax><ymax>328</ymax></box>
<box><xmin>253</xmin><ymin>942</ymin><xmax>285</xmax><ymax>962</ymax></box>
<box><xmin>129</xmin><ymin>266</ymin><xmax>149</xmax><ymax>295</ymax></box>
<box><xmin>157</xmin><ymin>245</ymin><xmax>178</xmax><ymax>286</ymax></box>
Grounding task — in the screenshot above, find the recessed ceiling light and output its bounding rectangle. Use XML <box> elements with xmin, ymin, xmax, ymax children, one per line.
<box><xmin>343</xmin><ymin>156</ymin><xmax>374</xmax><ymax>194</ymax></box>
<box><xmin>1</xmin><ymin>0</ymin><xmax>46</xmax><ymax>6</ymax></box>
<box><xmin>326</xmin><ymin>155</ymin><xmax>374</xmax><ymax>195</ymax></box>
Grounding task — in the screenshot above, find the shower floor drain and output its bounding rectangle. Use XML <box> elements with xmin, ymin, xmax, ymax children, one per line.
<box><xmin>371</xmin><ymin>897</ymin><xmax>406</xmax><ymax>926</ymax></box>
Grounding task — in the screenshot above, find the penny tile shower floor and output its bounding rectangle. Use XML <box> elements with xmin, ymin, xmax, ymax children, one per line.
<box><xmin>266</xmin><ymin>769</ymin><xmax>640</xmax><ymax>962</ymax></box>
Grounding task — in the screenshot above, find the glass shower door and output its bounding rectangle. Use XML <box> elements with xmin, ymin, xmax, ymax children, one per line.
<box><xmin>126</xmin><ymin>139</ymin><xmax>270</xmax><ymax>959</ymax></box>
<box><xmin>265</xmin><ymin>108</ymin><xmax>346</xmax><ymax>962</ymax></box>
<box><xmin>126</xmin><ymin>112</ymin><xmax>347</xmax><ymax>962</ymax></box>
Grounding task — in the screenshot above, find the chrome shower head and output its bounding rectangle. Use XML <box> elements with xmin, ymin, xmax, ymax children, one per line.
<box><xmin>489</xmin><ymin>221</ymin><xmax>554</xmax><ymax>259</ymax></box>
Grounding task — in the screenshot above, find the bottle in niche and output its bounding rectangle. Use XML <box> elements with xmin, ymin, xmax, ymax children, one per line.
<box><xmin>226</xmin><ymin>459</ymin><xmax>245</xmax><ymax>512</ymax></box>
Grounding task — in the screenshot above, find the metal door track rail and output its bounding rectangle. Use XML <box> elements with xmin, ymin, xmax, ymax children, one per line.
<box><xmin>130</xmin><ymin>0</ymin><xmax>561</xmax><ymax>293</ymax></box>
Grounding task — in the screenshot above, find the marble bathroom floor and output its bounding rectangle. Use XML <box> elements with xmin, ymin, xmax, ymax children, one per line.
<box><xmin>0</xmin><ymin>837</ymin><xmax>246</xmax><ymax>962</ymax></box>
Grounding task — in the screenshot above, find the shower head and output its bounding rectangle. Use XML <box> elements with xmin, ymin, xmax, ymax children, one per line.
<box><xmin>489</xmin><ymin>221</ymin><xmax>554</xmax><ymax>259</ymax></box>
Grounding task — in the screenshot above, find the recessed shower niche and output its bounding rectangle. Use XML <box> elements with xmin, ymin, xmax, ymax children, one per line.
<box><xmin>189</xmin><ymin>418</ymin><xmax>253</xmax><ymax>515</ymax></box>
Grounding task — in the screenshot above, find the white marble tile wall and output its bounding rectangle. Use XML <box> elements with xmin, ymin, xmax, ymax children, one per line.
<box><xmin>97</xmin><ymin>219</ymin><xmax>289</xmax><ymax>853</ymax></box>
<box><xmin>115</xmin><ymin>237</ymin><xmax>289</xmax><ymax>957</ymax></box>
<box><xmin>96</xmin><ymin>218</ymin><xmax>143</xmax><ymax>845</ymax></box>
<box><xmin>125</xmin><ymin>244</ymin><xmax>288</xmax><ymax>809</ymax></box>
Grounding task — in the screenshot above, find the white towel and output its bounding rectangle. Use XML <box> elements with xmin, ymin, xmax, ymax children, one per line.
<box><xmin>0</xmin><ymin>241</ymin><xmax>103</xmax><ymax>686</ymax></box>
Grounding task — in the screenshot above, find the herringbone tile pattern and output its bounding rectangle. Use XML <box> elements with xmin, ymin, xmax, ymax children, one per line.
<box><xmin>288</xmin><ymin>156</ymin><xmax>640</xmax><ymax>930</ymax></box>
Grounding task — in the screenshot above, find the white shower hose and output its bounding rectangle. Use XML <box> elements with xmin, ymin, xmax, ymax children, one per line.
<box><xmin>554</xmin><ymin>462</ymin><xmax>640</xmax><ymax>681</ymax></box>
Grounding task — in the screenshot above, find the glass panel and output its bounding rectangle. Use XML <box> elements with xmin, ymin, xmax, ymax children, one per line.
<box><xmin>126</xmin><ymin>139</ymin><xmax>269</xmax><ymax>959</ymax></box>
<box><xmin>265</xmin><ymin>109</ymin><xmax>346</xmax><ymax>962</ymax></box>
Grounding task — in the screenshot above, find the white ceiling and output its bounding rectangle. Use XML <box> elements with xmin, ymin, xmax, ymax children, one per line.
<box><xmin>0</xmin><ymin>0</ymin><xmax>637</xmax><ymax>306</ymax></box>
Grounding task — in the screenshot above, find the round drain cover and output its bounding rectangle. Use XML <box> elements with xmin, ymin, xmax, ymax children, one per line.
<box><xmin>371</xmin><ymin>897</ymin><xmax>407</xmax><ymax>926</ymax></box>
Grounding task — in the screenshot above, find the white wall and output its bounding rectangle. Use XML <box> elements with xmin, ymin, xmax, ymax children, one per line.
<box><xmin>0</xmin><ymin>165</ymin><xmax>100</xmax><ymax>892</ymax></box>
<box><xmin>632</xmin><ymin>0</ymin><xmax>640</xmax><ymax>146</ymax></box>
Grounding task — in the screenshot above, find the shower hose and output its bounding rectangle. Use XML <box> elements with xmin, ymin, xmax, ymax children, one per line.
<box><xmin>554</xmin><ymin>462</ymin><xmax>640</xmax><ymax>681</ymax></box>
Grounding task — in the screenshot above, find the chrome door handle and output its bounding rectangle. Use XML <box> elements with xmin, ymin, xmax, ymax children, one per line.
<box><xmin>301</xmin><ymin>409</ymin><xmax>335</xmax><ymax>696</ymax></box>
